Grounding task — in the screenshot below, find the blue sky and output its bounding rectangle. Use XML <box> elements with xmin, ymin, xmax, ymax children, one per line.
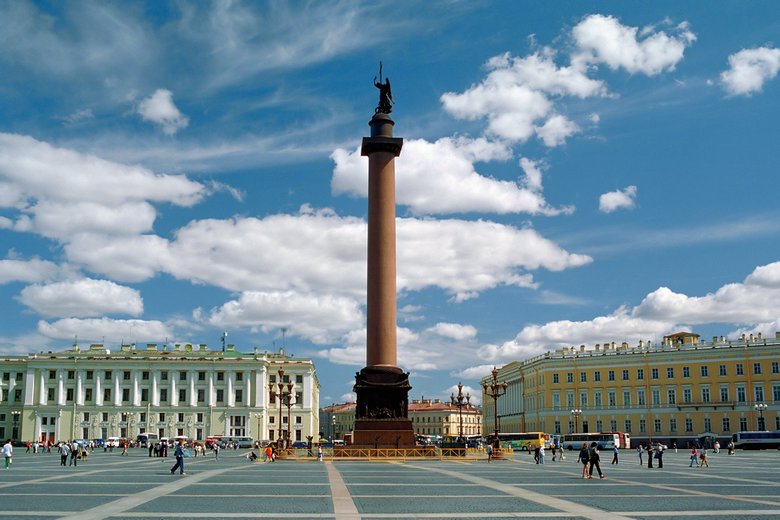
<box><xmin>1</xmin><ymin>1</ymin><xmax>780</xmax><ymax>406</ymax></box>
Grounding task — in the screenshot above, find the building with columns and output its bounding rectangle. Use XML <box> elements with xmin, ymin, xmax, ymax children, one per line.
<box><xmin>0</xmin><ymin>341</ymin><xmax>319</xmax><ymax>444</ymax></box>
<box><xmin>482</xmin><ymin>332</ymin><xmax>780</xmax><ymax>444</ymax></box>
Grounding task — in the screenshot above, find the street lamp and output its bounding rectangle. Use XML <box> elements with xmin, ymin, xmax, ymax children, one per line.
<box><xmin>11</xmin><ymin>410</ymin><xmax>21</xmax><ymax>439</ymax></box>
<box><xmin>482</xmin><ymin>367</ymin><xmax>507</xmax><ymax>449</ymax></box>
<box><xmin>450</xmin><ymin>382</ymin><xmax>471</xmax><ymax>443</ymax></box>
<box><xmin>331</xmin><ymin>414</ymin><xmax>336</xmax><ymax>441</ymax></box>
<box><xmin>570</xmin><ymin>409</ymin><xmax>582</xmax><ymax>433</ymax></box>
<box><xmin>754</xmin><ymin>403</ymin><xmax>768</xmax><ymax>430</ymax></box>
<box><xmin>269</xmin><ymin>367</ymin><xmax>294</xmax><ymax>449</ymax></box>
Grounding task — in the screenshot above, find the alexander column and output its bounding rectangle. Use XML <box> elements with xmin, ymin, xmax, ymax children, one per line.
<box><xmin>352</xmin><ymin>65</ymin><xmax>415</xmax><ymax>447</ymax></box>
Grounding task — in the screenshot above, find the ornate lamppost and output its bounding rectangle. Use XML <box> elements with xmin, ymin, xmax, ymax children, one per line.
<box><xmin>268</xmin><ymin>367</ymin><xmax>293</xmax><ymax>449</ymax></box>
<box><xmin>11</xmin><ymin>410</ymin><xmax>21</xmax><ymax>439</ymax></box>
<box><xmin>754</xmin><ymin>403</ymin><xmax>768</xmax><ymax>430</ymax></box>
<box><xmin>284</xmin><ymin>388</ymin><xmax>294</xmax><ymax>444</ymax></box>
<box><xmin>482</xmin><ymin>367</ymin><xmax>507</xmax><ymax>449</ymax></box>
<box><xmin>450</xmin><ymin>382</ymin><xmax>471</xmax><ymax>443</ymax></box>
<box><xmin>571</xmin><ymin>408</ymin><xmax>582</xmax><ymax>433</ymax></box>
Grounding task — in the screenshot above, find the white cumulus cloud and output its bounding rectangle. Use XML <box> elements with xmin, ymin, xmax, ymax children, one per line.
<box><xmin>599</xmin><ymin>185</ymin><xmax>637</xmax><ymax>213</ymax></box>
<box><xmin>19</xmin><ymin>278</ymin><xmax>143</xmax><ymax>318</ymax></box>
<box><xmin>572</xmin><ymin>15</ymin><xmax>696</xmax><ymax>75</ymax></box>
<box><xmin>138</xmin><ymin>89</ymin><xmax>189</xmax><ymax>135</ymax></box>
<box><xmin>441</xmin><ymin>51</ymin><xmax>606</xmax><ymax>145</ymax></box>
<box><xmin>332</xmin><ymin>137</ymin><xmax>571</xmax><ymax>216</ymax></box>
<box><xmin>204</xmin><ymin>291</ymin><xmax>363</xmax><ymax>345</ymax></box>
<box><xmin>0</xmin><ymin>257</ymin><xmax>59</xmax><ymax>284</ymax></box>
<box><xmin>38</xmin><ymin>317</ymin><xmax>172</xmax><ymax>344</ymax></box>
<box><xmin>720</xmin><ymin>47</ymin><xmax>780</xmax><ymax>96</ymax></box>
<box><xmin>0</xmin><ymin>133</ymin><xmax>206</xmax><ymax>242</ymax></box>
<box><xmin>426</xmin><ymin>323</ymin><xmax>478</xmax><ymax>341</ymax></box>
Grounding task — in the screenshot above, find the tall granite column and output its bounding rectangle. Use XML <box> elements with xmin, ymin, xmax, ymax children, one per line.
<box><xmin>352</xmin><ymin>109</ymin><xmax>415</xmax><ymax>447</ymax></box>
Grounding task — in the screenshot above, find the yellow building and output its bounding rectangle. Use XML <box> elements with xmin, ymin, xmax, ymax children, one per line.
<box><xmin>482</xmin><ymin>332</ymin><xmax>780</xmax><ymax>444</ymax></box>
<box><xmin>0</xmin><ymin>342</ymin><xmax>320</xmax><ymax>444</ymax></box>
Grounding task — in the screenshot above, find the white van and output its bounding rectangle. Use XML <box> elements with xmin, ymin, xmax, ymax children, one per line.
<box><xmin>107</xmin><ymin>437</ymin><xmax>121</xmax><ymax>448</ymax></box>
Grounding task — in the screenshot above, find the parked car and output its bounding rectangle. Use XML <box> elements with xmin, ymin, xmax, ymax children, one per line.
<box><xmin>291</xmin><ymin>441</ymin><xmax>309</xmax><ymax>448</ymax></box>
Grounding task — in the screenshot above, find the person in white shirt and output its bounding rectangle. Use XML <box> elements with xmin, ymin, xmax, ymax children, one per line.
<box><xmin>2</xmin><ymin>439</ymin><xmax>13</xmax><ymax>469</ymax></box>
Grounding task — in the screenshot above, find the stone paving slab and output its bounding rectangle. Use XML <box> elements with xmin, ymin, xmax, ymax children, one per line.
<box><xmin>1</xmin><ymin>448</ymin><xmax>780</xmax><ymax>518</ymax></box>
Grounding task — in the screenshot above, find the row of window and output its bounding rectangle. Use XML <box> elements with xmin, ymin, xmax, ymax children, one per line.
<box><xmin>412</xmin><ymin>415</ymin><xmax>480</xmax><ymax>423</ymax></box>
<box><xmin>552</xmin><ymin>361</ymin><xmax>779</xmax><ymax>384</ymax></box>
<box><xmin>552</xmin><ymin>383</ymin><xmax>780</xmax><ymax>408</ymax></box>
<box><xmin>2</xmin><ymin>370</ymin><xmax>304</xmax><ymax>384</ymax></box>
<box><xmin>41</xmin><ymin>387</ymin><xmax>307</xmax><ymax>406</ymax></box>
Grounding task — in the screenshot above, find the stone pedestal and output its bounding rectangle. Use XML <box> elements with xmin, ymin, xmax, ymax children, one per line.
<box><xmin>352</xmin><ymin>366</ymin><xmax>415</xmax><ymax>447</ymax></box>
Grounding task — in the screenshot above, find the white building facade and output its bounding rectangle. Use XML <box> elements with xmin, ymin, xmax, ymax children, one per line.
<box><xmin>0</xmin><ymin>342</ymin><xmax>319</xmax><ymax>444</ymax></box>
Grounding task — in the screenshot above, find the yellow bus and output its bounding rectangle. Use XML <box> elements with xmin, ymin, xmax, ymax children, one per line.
<box><xmin>497</xmin><ymin>432</ymin><xmax>549</xmax><ymax>452</ymax></box>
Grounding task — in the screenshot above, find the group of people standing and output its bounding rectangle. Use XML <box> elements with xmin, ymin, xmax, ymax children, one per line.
<box><xmin>57</xmin><ymin>441</ymin><xmax>87</xmax><ymax>466</ymax></box>
<box><xmin>635</xmin><ymin>443</ymin><xmax>666</xmax><ymax>468</ymax></box>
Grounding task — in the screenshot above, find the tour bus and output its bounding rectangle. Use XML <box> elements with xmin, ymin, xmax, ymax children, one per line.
<box><xmin>136</xmin><ymin>432</ymin><xmax>159</xmax><ymax>448</ymax></box>
<box><xmin>732</xmin><ymin>431</ymin><xmax>780</xmax><ymax>450</ymax></box>
<box><xmin>608</xmin><ymin>431</ymin><xmax>631</xmax><ymax>449</ymax></box>
<box><xmin>497</xmin><ymin>432</ymin><xmax>549</xmax><ymax>451</ymax></box>
<box><xmin>561</xmin><ymin>432</ymin><xmax>624</xmax><ymax>451</ymax></box>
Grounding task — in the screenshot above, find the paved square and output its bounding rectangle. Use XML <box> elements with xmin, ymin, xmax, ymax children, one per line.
<box><xmin>1</xmin><ymin>448</ymin><xmax>779</xmax><ymax>519</ymax></box>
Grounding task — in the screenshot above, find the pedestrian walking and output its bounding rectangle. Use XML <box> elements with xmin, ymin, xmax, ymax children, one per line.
<box><xmin>317</xmin><ymin>445</ymin><xmax>323</xmax><ymax>462</ymax></box>
<box><xmin>59</xmin><ymin>442</ymin><xmax>70</xmax><ymax>466</ymax></box>
<box><xmin>2</xmin><ymin>439</ymin><xmax>13</xmax><ymax>469</ymax></box>
<box><xmin>578</xmin><ymin>443</ymin><xmax>590</xmax><ymax>478</ymax></box>
<box><xmin>611</xmin><ymin>445</ymin><xmax>619</xmax><ymax>464</ymax></box>
<box><xmin>588</xmin><ymin>442</ymin><xmax>605</xmax><ymax>479</ymax></box>
<box><xmin>486</xmin><ymin>443</ymin><xmax>493</xmax><ymax>463</ymax></box>
<box><xmin>214</xmin><ymin>443</ymin><xmax>220</xmax><ymax>461</ymax></box>
<box><xmin>69</xmin><ymin>442</ymin><xmax>78</xmax><ymax>467</ymax></box>
<box><xmin>170</xmin><ymin>440</ymin><xmax>186</xmax><ymax>475</ymax></box>
<box><xmin>551</xmin><ymin>442</ymin><xmax>557</xmax><ymax>462</ymax></box>
<box><xmin>538</xmin><ymin>443</ymin><xmax>545</xmax><ymax>464</ymax></box>
<box><xmin>689</xmin><ymin>446</ymin><xmax>700</xmax><ymax>467</ymax></box>
<box><xmin>637</xmin><ymin>444</ymin><xmax>643</xmax><ymax>465</ymax></box>
<box><xmin>699</xmin><ymin>448</ymin><xmax>709</xmax><ymax>467</ymax></box>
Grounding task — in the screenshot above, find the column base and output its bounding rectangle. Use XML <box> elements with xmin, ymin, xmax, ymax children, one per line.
<box><xmin>352</xmin><ymin>366</ymin><xmax>415</xmax><ymax>448</ymax></box>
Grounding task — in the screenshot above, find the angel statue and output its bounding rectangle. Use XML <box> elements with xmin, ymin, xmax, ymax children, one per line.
<box><xmin>374</xmin><ymin>61</ymin><xmax>394</xmax><ymax>114</ymax></box>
